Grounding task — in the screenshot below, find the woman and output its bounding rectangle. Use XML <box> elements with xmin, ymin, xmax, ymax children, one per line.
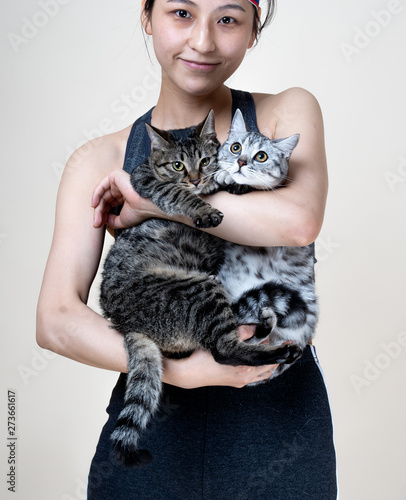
<box><xmin>36</xmin><ymin>0</ymin><xmax>337</xmax><ymax>498</ymax></box>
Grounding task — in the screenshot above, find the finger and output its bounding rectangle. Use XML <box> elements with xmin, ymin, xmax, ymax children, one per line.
<box><xmin>93</xmin><ymin>209</ymin><xmax>101</xmax><ymax>228</ymax></box>
<box><xmin>93</xmin><ymin>197</ymin><xmax>109</xmax><ymax>228</ymax></box>
<box><xmin>92</xmin><ymin>200</ymin><xmax>103</xmax><ymax>228</ymax></box>
<box><xmin>106</xmin><ymin>212</ymin><xmax>126</xmax><ymax>230</ymax></box>
<box><xmin>255</xmin><ymin>365</ymin><xmax>278</xmax><ymax>382</ymax></box>
<box><xmin>92</xmin><ymin>172</ymin><xmax>125</xmax><ymax>206</ymax></box>
<box><xmin>237</xmin><ymin>325</ymin><xmax>256</xmax><ymax>342</ymax></box>
<box><xmin>253</xmin><ymin>363</ymin><xmax>278</xmax><ymax>379</ymax></box>
<box><xmin>91</xmin><ymin>176</ymin><xmax>112</xmax><ymax>207</ymax></box>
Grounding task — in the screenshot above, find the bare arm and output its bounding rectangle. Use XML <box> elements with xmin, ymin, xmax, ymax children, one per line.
<box><xmin>36</xmin><ymin>140</ymin><xmax>129</xmax><ymax>372</ymax></box>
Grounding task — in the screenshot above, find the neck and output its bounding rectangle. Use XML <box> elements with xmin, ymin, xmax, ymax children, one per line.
<box><xmin>151</xmin><ymin>84</ymin><xmax>233</xmax><ymax>142</ymax></box>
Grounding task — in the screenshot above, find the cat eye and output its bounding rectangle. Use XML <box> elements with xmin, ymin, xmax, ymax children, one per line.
<box><xmin>254</xmin><ymin>151</ymin><xmax>268</xmax><ymax>163</ymax></box>
<box><xmin>172</xmin><ymin>161</ymin><xmax>185</xmax><ymax>171</ymax></box>
<box><xmin>230</xmin><ymin>143</ymin><xmax>242</xmax><ymax>154</ymax></box>
<box><xmin>200</xmin><ymin>158</ymin><xmax>210</xmax><ymax>168</ymax></box>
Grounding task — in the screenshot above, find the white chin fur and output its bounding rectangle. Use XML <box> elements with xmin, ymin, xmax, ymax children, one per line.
<box><xmin>231</xmin><ymin>171</ymin><xmax>248</xmax><ymax>183</ymax></box>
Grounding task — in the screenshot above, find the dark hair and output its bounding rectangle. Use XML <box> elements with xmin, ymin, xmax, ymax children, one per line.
<box><xmin>143</xmin><ymin>0</ymin><xmax>277</xmax><ymax>42</ymax></box>
<box><xmin>254</xmin><ymin>0</ymin><xmax>277</xmax><ymax>42</ymax></box>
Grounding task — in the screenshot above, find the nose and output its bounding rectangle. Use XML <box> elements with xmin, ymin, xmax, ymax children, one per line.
<box><xmin>190</xmin><ymin>178</ymin><xmax>201</xmax><ymax>186</ymax></box>
<box><xmin>238</xmin><ymin>159</ymin><xmax>247</xmax><ymax>169</ymax></box>
<box><xmin>189</xmin><ymin>20</ymin><xmax>216</xmax><ymax>54</ymax></box>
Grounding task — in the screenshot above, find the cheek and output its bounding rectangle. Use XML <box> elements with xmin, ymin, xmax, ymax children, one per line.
<box><xmin>150</xmin><ymin>20</ymin><xmax>186</xmax><ymax>64</ymax></box>
<box><xmin>152</xmin><ymin>31</ymin><xmax>177</xmax><ymax>63</ymax></box>
<box><xmin>222</xmin><ymin>27</ymin><xmax>253</xmax><ymax>57</ymax></box>
<box><xmin>222</xmin><ymin>41</ymin><xmax>249</xmax><ymax>71</ymax></box>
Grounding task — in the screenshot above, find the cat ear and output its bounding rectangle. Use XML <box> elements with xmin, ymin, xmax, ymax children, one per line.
<box><xmin>229</xmin><ymin>108</ymin><xmax>249</xmax><ymax>135</ymax></box>
<box><xmin>145</xmin><ymin>123</ymin><xmax>170</xmax><ymax>150</ymax></box>
<box><xmin>198</xmin><ymin>109</ymin><xmax>217</xmax><ymax>139</ymax></box>
<box><xmin>274</xmin><ymin>134</ymin><xmax>300</xmax><ymax>158</ymax></box>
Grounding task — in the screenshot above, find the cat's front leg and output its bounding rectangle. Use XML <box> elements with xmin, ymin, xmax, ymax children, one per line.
<box><xmin>214</xmin><ymin>170</ymin><xmax>233</xmax><ymax>186</ymax></box>
<box><xmin>192</xmin><ymin>203</ymin><xmax>224</xmax><ymax>228</ymax></box>
<box><xmin>160</xmin><ymin>188</ymin><xmax>224</xmax><ymax>228</ymax></box>
<box><xmin>226</xmin><ymin>184</ymin><xmax>254</xmax><ymax>195</ymax></box>
<box><xmin>132</xmin><ymin>166</ymin><xmax>223</xmax><ymax>228</ymax></box>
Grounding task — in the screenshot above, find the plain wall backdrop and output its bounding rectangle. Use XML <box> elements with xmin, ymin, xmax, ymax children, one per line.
<box><xmin>1</xmin><ymin>0</ymin><xmax>406</xmax><ymax>498</ymax></box>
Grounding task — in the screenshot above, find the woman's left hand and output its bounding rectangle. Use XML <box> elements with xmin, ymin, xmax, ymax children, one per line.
<box><xmin>162</xmin><ymin>325</ymin><xmax>278</xmax><ymax>389</ymax></box>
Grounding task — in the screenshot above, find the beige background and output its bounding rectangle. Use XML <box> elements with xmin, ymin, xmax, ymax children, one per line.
<box><xmin>1</xmin><ymin>0</ymin><xmax>406</xmax><ymax>498</ymax></box>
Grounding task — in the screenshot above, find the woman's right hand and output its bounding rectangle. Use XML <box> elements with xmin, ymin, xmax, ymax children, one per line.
<box><xmin>162</xmin><ymin>326</ymin><xmax>278</xmax><ymax>389</ymax></box>
<box><xmin>91</xmin><ymin>169</ymin><xmax>162</xmax><ymax>229</ymax></box>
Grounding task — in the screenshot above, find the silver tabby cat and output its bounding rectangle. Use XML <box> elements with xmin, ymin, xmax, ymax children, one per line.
<box><xmin>100</xmin><ymin>110</ymin><xmax>305</xmax><ymax>467</ymax></box>
<box><xmin>215</xmin><ymin>109</ymin><xmax>318</xmax><ymax>378</ymax></box>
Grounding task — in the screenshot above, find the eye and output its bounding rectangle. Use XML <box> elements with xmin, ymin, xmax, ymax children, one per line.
<box><xmin>219</xmin><ymin>16</ymin><xmax>234</xmax><ymax>24</ymax></box>
<box><xmin>172</xmin><ymin>161</ymin><xmax>185</xmax><ymax>171</ymax></box>
<box><xmin>254</xmin><ymin>151</ymin><xmax>268</xmax><ymax>162</ymax></box>
<box><xmin>200</xmin><ymin>157</ymin><xmax>210</xmax><ymax>168</ymax></box>
<box><xmin>175</xmin><ymin>10</ymin><xmax>191</xmax><ymax>19</ymax></box>
<box><xmin>230</xmin><ymin>143</ymin><xmax>242</xmax><ymax>154</ymax></box>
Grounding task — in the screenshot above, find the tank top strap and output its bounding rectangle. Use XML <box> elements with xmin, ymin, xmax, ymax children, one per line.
<box><xmin>230</xmin><ymin>89</ymin><xmax>259</xmax><ymax>133</ymax></box>
<box><xmin>122</xmin><ymin>107</ymin><xmax>153</xmax><ymax>175</ymax></box>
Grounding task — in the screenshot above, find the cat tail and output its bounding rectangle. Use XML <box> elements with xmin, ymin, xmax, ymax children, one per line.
<box><xmin>110</xmin><ymin>332</ymin><xmax>162</xmax><ymax>467</ymax></box>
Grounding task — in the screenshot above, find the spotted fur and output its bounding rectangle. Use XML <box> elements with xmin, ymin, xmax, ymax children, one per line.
<box><xmin>216</xmin><ymin>109</ymin><xmax>318</xmax><ymax>380</ymax></box>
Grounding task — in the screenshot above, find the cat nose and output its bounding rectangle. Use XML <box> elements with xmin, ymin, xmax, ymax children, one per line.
<box><xmin>238</xmin><ymin>159</ymin><xmax>247</xmax><ymax>169</ymax></box>
<box><xmin>190</xmin><ymin>178</ymin><xmax>201</xmax><ymax>186</ymax></box>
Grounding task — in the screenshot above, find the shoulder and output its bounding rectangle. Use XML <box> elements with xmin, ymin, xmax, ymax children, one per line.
<box><xmin>252</xmin><ymin>88</ymin><xmax>323</xmax><ymax>139</ymax></box>
<box><xmin>61</xmin><ymin>125</ymin><xmax>133</xmax><ymax>185</ymax></box>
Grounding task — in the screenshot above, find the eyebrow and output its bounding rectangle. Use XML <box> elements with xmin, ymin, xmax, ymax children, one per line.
<box><xmin>166</xmin><ymin>1</ymin><xmax>246</xmax><ymax>13</ymax></box>
<box><xmin>166</xmin><ymin>0</ymin><xmax>198</xmax><ymax>5</ymax></box>
<box><xmin>217</xmin><ymin>4</ymin><xmax>246</xmax><ymax>13</ymax></box>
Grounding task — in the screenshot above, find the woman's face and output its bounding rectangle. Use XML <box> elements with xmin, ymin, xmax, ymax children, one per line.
<box><xmin>143</xmin><ymin>0</ymin><xmax>257</xmax><ymax>96</ymax></box>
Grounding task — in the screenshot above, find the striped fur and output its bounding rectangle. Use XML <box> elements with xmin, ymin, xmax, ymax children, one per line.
<box><xmin>132</xmin><ymin>111</ymin><xmax>223</xmax><ymax>228</ymax></box>
<box><xmin>100</xmin><ymin>111</ymin><xmax>299</xmax><ymax>466</ymax></box>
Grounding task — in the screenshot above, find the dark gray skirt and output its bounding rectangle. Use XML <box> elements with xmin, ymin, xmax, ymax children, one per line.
<box><xmin>87</xmin><ymin>345</ymin><xmax>337</xmax><ymax>500</ymax></box>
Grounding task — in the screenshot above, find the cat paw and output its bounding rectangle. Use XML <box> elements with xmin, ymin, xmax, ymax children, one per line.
<box><xmin>194</xmin><ymin>209</ymin><xmax>224</xmax><ymax>228</ymax></box>
<box><xmin>215</xmin><ymin>170</ymin><xmax>233</xmax><ymax>186</ymax></box>
<box><xmin>260</xmin><ymin>307</ymin><xmax>277</xmax><ymax>331</ymax></box>
<box><xmin>284</xmin><ymin>344</ymin><xmax>303</xmax><ymax>364</ymax></box>
<box><xmin>226</xmin><ymin>184</ymin><xmax>253</xmax><ymax>195</ymax></box>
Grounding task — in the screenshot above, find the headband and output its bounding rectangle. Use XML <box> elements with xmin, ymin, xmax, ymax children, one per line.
<box><xmin>247</xmin><ymin>0</ymin><xmax>259</xmax><ymax>8</ymax></box>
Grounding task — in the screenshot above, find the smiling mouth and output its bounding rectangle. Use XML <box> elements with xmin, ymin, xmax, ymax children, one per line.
<box><xmin>180</xmin><ymin>59</ymin><xmax>220</xmax><ymax>71</ymax></box>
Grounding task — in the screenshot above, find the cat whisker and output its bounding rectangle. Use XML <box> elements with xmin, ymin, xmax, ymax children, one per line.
<box><xmin>246</xmin><ymin>170</ymin><xmax>281</xmax><ymax>193</ymax></box>
<box><xmin>200</xmin><ymin>171</ymin><xmax>217</xmax><ymax>181</ymax></box>
<box><xmin>282</xmin><ymin>175</ymin><xmax>295</xmax><ymax>185</ymax></box>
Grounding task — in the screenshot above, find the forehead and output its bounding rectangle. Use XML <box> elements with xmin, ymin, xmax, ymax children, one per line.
<box><xmin>164</xmin><ymin>0</ymin><xmax>250</xmax><ymax>13</ymax></box>
<box><xmin>238</xmin><ymin>133</ymin><xmax>259</xmax><ymax>144</ymax></box>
